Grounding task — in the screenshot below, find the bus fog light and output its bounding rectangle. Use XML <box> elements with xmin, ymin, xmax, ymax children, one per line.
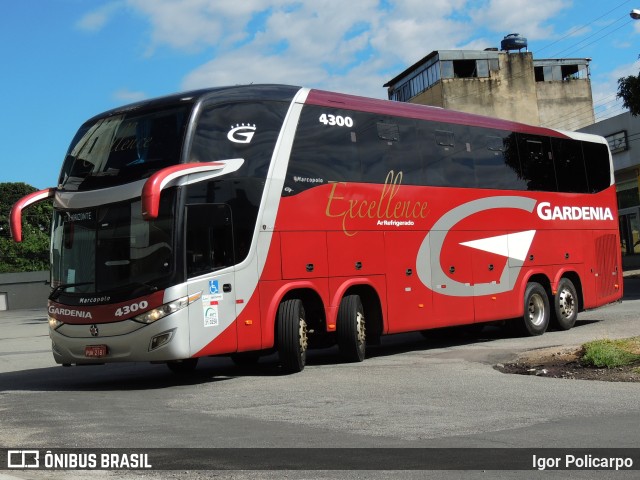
<box><xmin>149</xmin><ymin>329</ymin><xmax>175</xmax><ymax>351</ymax></box>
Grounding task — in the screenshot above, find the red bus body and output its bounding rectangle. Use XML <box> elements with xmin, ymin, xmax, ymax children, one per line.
<box><xmin>11</xmin><ymin>85</ymin><xmax>622</xmax><ymax>372</ymax></box>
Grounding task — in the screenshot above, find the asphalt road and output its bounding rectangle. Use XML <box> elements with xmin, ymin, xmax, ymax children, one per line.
<box><xmin>1</xmin><ymin>279</ymin><xmax>640</xmax><ymax>480</ymax></box>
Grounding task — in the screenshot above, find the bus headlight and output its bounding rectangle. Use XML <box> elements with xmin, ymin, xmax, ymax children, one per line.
<box><xmin>133</xmin><ymin>292</ymin><xmax>201</xmax><ymax>324</ymax></box>
<box><xmin>48</xmin><ymin>316</ymin><xmax>64</xmax><ymax>330</ymax></box>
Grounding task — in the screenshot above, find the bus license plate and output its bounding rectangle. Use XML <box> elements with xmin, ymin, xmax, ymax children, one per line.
<box><xmin>85</xmin><ymin>345</ymin><xmax>108</xmax><ymax>358</ymax></box>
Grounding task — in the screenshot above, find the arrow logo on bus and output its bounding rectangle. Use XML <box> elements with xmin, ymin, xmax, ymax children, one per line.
<box><xmin>459</xmin><ymin>230</ymin><xmax>536</xmax><ymax>261</ymax></box>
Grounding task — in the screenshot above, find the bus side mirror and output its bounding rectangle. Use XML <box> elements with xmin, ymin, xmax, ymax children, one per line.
<box><xmin>10</xmin><ymin>188</ymin><xmax>56</xmax><ymax>242</ymax></box>
<box><xmin>140</xmin><ymin>159</ymin><xmax>244</xmax><ymax>220</ymax></box>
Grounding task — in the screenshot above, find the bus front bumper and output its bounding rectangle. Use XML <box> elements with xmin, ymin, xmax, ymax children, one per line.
<box><xmin>49</xmin><ymin>311</ymin><xmax>191</xmax><ymax>365</ymax></box>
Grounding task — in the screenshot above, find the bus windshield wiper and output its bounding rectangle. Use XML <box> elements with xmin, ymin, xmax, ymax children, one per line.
<box><xmin>49</xmin><ymin>282</ymin><xmax>94</xmax><ymax>300</ymax></box>
<box><xmin>131</xmin><ymin>282</ymin><xmax>159</xmax><ymax>296</ymax></box>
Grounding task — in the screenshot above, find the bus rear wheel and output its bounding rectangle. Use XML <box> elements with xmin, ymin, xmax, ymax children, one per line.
<box><xmin>552</xmin><ymin>278</ymin><xmax>578</xmax><ymax>330</ymax></box>
<box><xmin>277</xmin><ymin>299</ymin><xmax>308</xmax><ymax>373</ymax></box>
<box><xmin>519</xmin><ymin>282</ymin><xmax>550</xmax><ymax>336</ymax></box>
<box><xmin>337</xmin><ymin>294</ymin><xmax>366</xmax><ymax>362</ymax></box>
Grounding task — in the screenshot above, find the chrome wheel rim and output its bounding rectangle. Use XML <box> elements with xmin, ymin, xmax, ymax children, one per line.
<box><xmin>299</xmin><ymin>317</ymin><xmax>308</xmax><ymax>354</ymax></box>
<box><xmin>528</xmin><ymin>293</ymin><xmax>545</xmax><ymax>327</ymax></box>
<box><xmin>558</xmin><ymin>288</ymin><xmax>575</xmax><ymax>319</ymax></box>
<box><xmin>356</xmin><ymin>310</ymin><xmax>366</xmax><ymax>350</ymax></box>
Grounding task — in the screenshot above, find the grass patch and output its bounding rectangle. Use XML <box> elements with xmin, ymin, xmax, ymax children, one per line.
<box><xmin>581</xmin><ymin>337</ymin><xmax>640</xmax><ymax>368</ymax></box>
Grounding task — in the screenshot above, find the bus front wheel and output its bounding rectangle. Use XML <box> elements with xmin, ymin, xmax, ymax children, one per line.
<box><xmin>519</xmin><ymin>282</ymin><xmax>550</xmax><ymax>336</ymax></box>
<box><xmin>337</xmin><ymin>294</ymin><xmax>366</xmax><ymax>363</ymax></box>
<box><xmin>277</xmin><ymin>299</ymin><xmax>308</xmax><ymax>373</ymax></box>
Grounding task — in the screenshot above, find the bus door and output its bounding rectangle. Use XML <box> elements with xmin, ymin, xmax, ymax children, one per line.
<box><xmin>185</xmin><ymin>204</ymin><xmax>238</xmax><ymax>355</ymax></box>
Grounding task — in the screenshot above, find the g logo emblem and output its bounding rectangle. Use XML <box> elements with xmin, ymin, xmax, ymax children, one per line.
<box><xmin>227</xmin><ymin>124</ymin><xmax>256</xmax><ymax>144</ymax></box>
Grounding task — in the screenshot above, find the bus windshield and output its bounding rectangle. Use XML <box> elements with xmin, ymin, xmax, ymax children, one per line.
<box><xmin>58</xmin><ymin>106</ymin><xmax>191</xmax><ymax>191</ymax></box>
<box><xmin>50</xmin><ymin>191</ymin><xmax>176</xmax><ymax>296</ymax></box>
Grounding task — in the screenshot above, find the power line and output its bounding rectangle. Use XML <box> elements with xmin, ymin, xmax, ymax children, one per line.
<box><xmin>550</xmin><ymin>17</ymin><xmax>633</xmax><ymax>58</ymax></box>
<box><xmin>535</xmin><ymin>0</ymin><xmax>632</xmax><ymax>55</ymax></box>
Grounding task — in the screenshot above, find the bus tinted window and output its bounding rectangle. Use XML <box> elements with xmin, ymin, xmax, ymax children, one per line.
<box><xmin>474</xmin><ymin>131</ymin><xmax>527</xmax><ymax>190</ymax></box>
<box><xmin>185</xmin><ymin>204</ymin><xmax>234</xmax><ymax>278</ymax></box>
<box><xmin>419</xmin><ymin>124</ymin><xmax>525</xmax><ymax>190</ymax></box>
<box><xmin>289</xmin><ymin>107</ymin><xmax>427</xmax><ymax>190</ymax></box>
<box><xmin>287</xmin><ymin>107</ymin><xmax>361</xmax><ymax>194</ymax></box>
<box><xmin>287</xmin><ymin>104</ymin><xmax>611</xmax><ymax>195</ymax></box>
<box><xmin>185</xmin><ymin>178</ymin><xmax>259</xmax><ymax>264</ymax></box>
<box><xmin>583</xmin><ymin>142</ymin><xmax>612</xmax><ymax>193</ymax></box>
<box><xmin>192</xmin><ymin>101</ymin><xmax>288</xmax><ymax>179</ymax></box>
<box><xmin>59</xmin><ymin>106</ymin><xmax>191</xmax><ymax>191</ymax></box>
<box><xmin>190</xmin><ymin>101</ymin><xmax>289</xmax><ymax>263</ymax></box>
<box><xmin>437</xmin><ymin>125</ymin><xmax>476</xmax><ymax>188</ymax></box>
<box><xmin>551</xmin><ymin>138</ymin><xmax>589</xmax><ymax>193</ymax></box>
<box><xmin>517</xmin><ymin>134</ymin><xmax>557</xmax><ymax>192</ymax></box>
<box><xmin>358</xmin><ymin>117</ymin><xmax>423</xmax><ymax>185</ymax></box>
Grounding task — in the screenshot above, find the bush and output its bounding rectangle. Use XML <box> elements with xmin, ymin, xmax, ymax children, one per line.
<box><xmin>581</xmin><ymin>338</ymin><xmax>640</xmax><ymax>369</ymax></box>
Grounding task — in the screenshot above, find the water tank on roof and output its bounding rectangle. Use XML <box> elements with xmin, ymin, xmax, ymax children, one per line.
<box><xmin>501</xmin><ymin>33</ymin><xmax>528</xmax><ymax>51</ymax></box>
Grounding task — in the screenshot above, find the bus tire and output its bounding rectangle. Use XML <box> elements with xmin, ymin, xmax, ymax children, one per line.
<box><xmin>519</xmin><ymin>282</ymin><xmax>550</xmax><ymax>336</ymax></box>
<box><xmin>277</xmin><ymin>299</ymin><xmax>308</xmax><ymax>373</ymax></box>
<box><xmin>552</xmin><ymin>278</ymin><xmax>578</xmax><ymax>331</ymax></box>
<box><xmin>166</xmin><ymin>358</ymin><xmax>198</xmax><ymax>374</ymax></box>
<box><xmin>337</xmin><ymin>294</ymin><xmax>366</xmax><ymax>362</ymax></box>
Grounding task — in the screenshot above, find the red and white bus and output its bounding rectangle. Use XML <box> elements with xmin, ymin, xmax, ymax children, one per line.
<box><xmin>11</xmin><ymin>85</ymin><xmax>622</xmax><ymax>373</ymax></box>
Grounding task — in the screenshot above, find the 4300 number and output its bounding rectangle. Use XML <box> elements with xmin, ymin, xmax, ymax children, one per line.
<box><xmin>319</xmin><ymin>113</ymin><xmax>354</xmax><ymax>127</ymax></box>
<box><xmin>115</xmin><ymin>300</ymin><xmax>149</xmax><ymax>317</ymax></box>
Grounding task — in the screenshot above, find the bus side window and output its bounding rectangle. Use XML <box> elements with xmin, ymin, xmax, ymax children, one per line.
<box><xmin>287</xmin><ymin>105</ymin><xmax>361</xmax><ymax>194</ymax></box>
<box><xmin>551</xmin><ymin>138</ymin><xmax>589</xmax><ymax>193</ymax></box>
<box><xmin>185</xmin><ymin>204</ymin><xmax>234</xmax><ymax>278</ymax></box>
<box><xmin>518</xmin><ymin>134</ymin><xmax>557</xmax><ymax>192</ymax></box>
<box><xmin>415</xmin><ymin>123</ymin><xmax>444</xmax><ymax>187</ymax></box>
<box><xmin>472</xmin><ymin>132</ymin><xmax>527</xmax><ymax>190</ymax></box>
<box><xmin>359</xmin><ymin>117</ymin><xmax>423</xmax><ymax>185</ymax></box>
<box><xmin>421</xmin><ymin>125</ymin><xmax>474</xmax><ymax>188</ymax></box>
<box><xmin>445</xmin><ymin>125</ymin><xmax>476</xmax><ymax>188</ymax></box>
<box><xmin>583</xmin><ymin>142</ymin><xmax>612</xmax><ymax>193</ymax></box>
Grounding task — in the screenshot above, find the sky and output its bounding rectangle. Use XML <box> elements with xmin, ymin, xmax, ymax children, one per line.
<box><xmin>2</xmin><ymin>0</ymin><xmax>640</xmax><ymax>190</ymax></box>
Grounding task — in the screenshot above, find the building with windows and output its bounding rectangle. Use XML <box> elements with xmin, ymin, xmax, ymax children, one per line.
<box><xmin>384</xmin><ymin>49</ymin><xmax>594</xmax><ymax>131</ymax></box>
<box><xmin>580</xmin><ymin>112</ymin><xmax>640</xmax><ymax>259</ymax></box>
<box><xmin>384</xmin><ymin>43</ymin><xmax>640</xmax><ymax>263</ymax></box>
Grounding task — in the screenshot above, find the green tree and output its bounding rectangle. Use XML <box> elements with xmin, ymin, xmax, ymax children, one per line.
<box><xmin>617</xmin><ymin>72</ymin><xmax>640</xmax><ymax>116</ymax></box>
<box><xmin>0</xmin><ymin>183</ymin><xmax>52</xmax><ymax>273</ymax></box>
